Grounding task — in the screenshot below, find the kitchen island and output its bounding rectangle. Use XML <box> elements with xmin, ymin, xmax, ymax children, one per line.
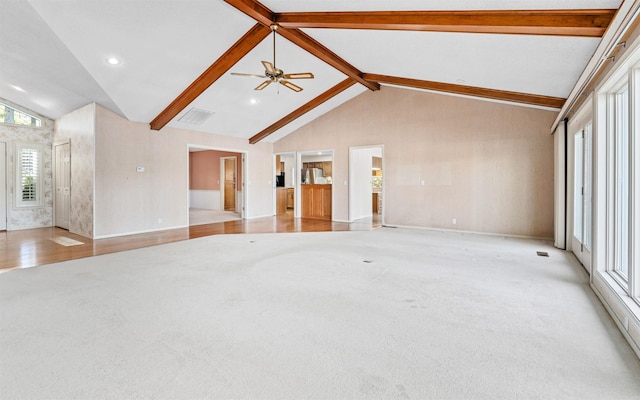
<box><xmin>301</xmin><ymin>184</ymin><xmax>331</xmax><ymax>220</ymax></box>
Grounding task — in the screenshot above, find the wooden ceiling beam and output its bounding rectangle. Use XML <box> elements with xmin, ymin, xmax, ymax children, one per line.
<box><xmin>276</xmin><ymin>28</ymin><xmax>379</xmax><ymax>91</ymax></box>
<box><xmin>224</xmin><ymin>0</ymin><xmax>379</xmax><ymax>91</ymax></box>
<box><xmin>150</xmin><ymin>23</ymin><xmax>270</xmax><ymax>131</ymax></box>
<box><xmin>275</xmin><ymin>9</ymin><xmax>616</xmax><ymax>37</ymax></box>
<box><xmin>364</xmin><ymin>73</ymin><xmax>566</xmax><ymax>109</ymax></box>
<box><xmin>249</xmin><ymin>78</ymin><xmax>356</xmax><ymax>144</ymax></box>
<box><xmin>223</xmin><ymin>0</ymin><xmax>273</xmax><ymax>26</ymax></box>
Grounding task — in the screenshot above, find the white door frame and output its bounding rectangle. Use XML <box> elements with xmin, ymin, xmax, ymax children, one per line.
<box><xmin>273</xmin><ymin>152</ymin><xmax>296</xmax><ymax>216</ymax></box>
<box><xmin>0</xmin><ymin>141</ymin><xmax>6</xmax><ymax>231</ymax></box>
<box><xmin>187</xmin><ymin>145</ymin><xmax>247</xmax><ymax>220</ymax></box>
<box><xmin>221</xmin><ymin>156</ymin><xmax>237</xmax><ymax>212</ymax></box>
<box><xmin>53</xmin><ymin>140</ymin><xmax>71</xmax><ymax>230</ymax></box>
<box><xmin>348</xmin><ymin>145</ymin><xmax>384</xmax><ymax>224</ymax></box>
<box><xmin>297</xmin><ymin>149</ymin><xmax>334</xmax><ymax>220</ymax></box>
<box><xmin>568</xmin><ymin>102</ymin><xmax>593</xmax><ymax>274</ymax></box>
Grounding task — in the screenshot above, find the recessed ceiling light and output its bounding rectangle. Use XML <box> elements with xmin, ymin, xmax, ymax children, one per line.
<box><xmin>10</xmin><ymin>85</ymin><xmax>25</xmax><ymax>92</ymax></box>
<box><xmin>106</xmin><ymin>57</ymin><xmax>121</xmax><ymax>65</ymax></box>
<box><xmin>317</xmin><ymin>152</ymin><xmax>322</xmax><ymax>155</ymax></box>
<box><xmin>249</xmin><ymin>98</ymin><xmax>258</xmax><ymax>105</ymax></box>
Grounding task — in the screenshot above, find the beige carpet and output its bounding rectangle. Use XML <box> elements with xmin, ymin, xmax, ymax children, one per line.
<box><xmin>1</xmin><ymin>228</ymin><xmax>639</xmax><ymax>399</ymax></box>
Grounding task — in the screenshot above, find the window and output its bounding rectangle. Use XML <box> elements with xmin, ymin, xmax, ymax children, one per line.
<box><xmin>612</xmin><ymin>85</ymin><xmax>630</xmax><ymax>281</ymax></box>
<box><xmin>15</xmin><ymin>143</ymin><xmax>43</xmax><ymax>208</ymax></box>
<box><xmin>0</xmin><ymin>102</ymin><xmax>41</xmax><ymax>127</ymax></box>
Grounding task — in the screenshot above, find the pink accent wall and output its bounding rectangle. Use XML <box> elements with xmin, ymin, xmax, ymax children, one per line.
<box><xmin>189</xmin><ymin>150</ymin><xmax>242</xmax><ymax>191</ymax></box>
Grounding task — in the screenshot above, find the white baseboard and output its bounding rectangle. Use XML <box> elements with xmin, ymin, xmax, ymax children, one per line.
<box><xmin>93</xmin><ymin>224</ymin><xmax>188</xmax><ymax>240</ymax></box>
<box><xmin>384</xmin><ymin>224</ymin><xmax>553</xmax><ymax>241</ymax></box>
<box><xmin>591</xmin><ymin>272</ymin><xmax>640</xmax><ymax>360</ymax></box>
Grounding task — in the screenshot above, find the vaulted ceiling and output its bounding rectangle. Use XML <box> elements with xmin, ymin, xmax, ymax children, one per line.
<box><xmin>0</xmin><ymin>0</ymin><xmax>623</xmax><ymax>143</ymax></box>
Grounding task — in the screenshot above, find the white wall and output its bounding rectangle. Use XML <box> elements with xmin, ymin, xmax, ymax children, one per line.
<box><xmin>93</xmin><ymin>105</ymin><xmax>273</xmax><ymax>238</ymax></box>
<box><xmin>189</xmin><ymin>190</ymin><xmax>220</xmax><ymax>210</ymax></box>
<box><xmin>350</xmin><ymin>147</ymin><xmax>374</xmax><ymax>221</ymax></box>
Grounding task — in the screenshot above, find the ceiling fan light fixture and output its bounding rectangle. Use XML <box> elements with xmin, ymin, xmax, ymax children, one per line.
<box><xmin>230</xmin><ymin>22</ymin><xmax>313</xmax><ymax>93</ymax></box>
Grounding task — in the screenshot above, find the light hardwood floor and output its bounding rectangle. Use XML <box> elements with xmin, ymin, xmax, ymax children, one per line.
<box><xmin>0</xmin><ymin>212</ymin><xmax>379</xmax><ymax>271</ymax></box>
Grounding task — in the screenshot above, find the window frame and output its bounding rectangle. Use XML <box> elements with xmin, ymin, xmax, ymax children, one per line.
<box><xmin>0</xmin><ymin>102</ymin><xmax>42</xmax><ymax>128</ymax></box>
<box><xmin>610</xmin><ymin>82</ymin><xmax>631</xmax><ymax>285</ymax></box>
<box><xmin>15</xmin><ymin>142</ymin><xmax>43</xmax><ymax>209</ymax></box>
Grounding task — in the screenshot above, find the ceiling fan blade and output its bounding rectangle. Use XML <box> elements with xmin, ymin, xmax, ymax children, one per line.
<box><xmin>280</xmin><ymin>80</ymin><xmax>303</xmax><ymax>92</ymax></box>
<box><xmin>262</xmin><ymin>61</ymin><xmax>276</xmax><ymax>75</ymax></box>
<box><xmin>231</xmin><ymin>72</ymin><xmax>267</xmax><ymax>78</ymax></box>
<box><xmin>283</xmin><ymin>72</ymin><xmax>314</xmax><ymax>80</ymax></box>
<box><xmin>255</xmin><ymin>80</ymin><xmax>272</xmax><ymax>91</ymax></box>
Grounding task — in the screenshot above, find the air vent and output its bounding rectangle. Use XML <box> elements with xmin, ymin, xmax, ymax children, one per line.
<box><xmin>178</xmin><ymin>108</ymin><xmax>214</xmax><ymax>125</ymax></box>
<box><xmin>537</xmin><ymin>251</ymin><xmax>549</xmax><ymax>257</ymax></box>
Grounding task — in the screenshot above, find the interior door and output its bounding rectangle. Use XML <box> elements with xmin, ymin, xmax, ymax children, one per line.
<box><xmin>0</xmin><ymin>142</ymin><xmax>6</xmax><ymax>231</ymax></box>
<box><xmin>55</xmin><ymin>142</ymin><xmax>71</xmax><ymax>230</ymax></box>
<box><xmin>223</xmin><ymin>157</ymin><xmax>236</xmax><ymax>211</ymax></box>
<box><xmin>572</xmin><ymin>124</ymin><xmax>593</xmax><ymax>273</ymax></box>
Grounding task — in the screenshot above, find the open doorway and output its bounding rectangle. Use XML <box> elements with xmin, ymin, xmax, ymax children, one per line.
<box><xmin>298</xmin><ymin>150</ymin><xmax>333</xmax><ymax>220</ymax></box>
<box><xmin>188</xmin><ymin>146</ymin><xmax>244</xmax><ymax>226</ymax></box>
<box><xmin>274</xmin><ymin>152</ymin><xmax>296</xmax><ymax>218</ymax></box>
<box><xmin>349</xmin><ymin>145</ymin><xmax>383</xmax><ymax>226</ymax></box>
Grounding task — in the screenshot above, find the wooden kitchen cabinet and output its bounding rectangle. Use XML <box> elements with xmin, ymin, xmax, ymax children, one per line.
<box><xmin>286</xmin><ymin>188</ymin><xmax>294</xmax><ymax>209</ymax></box>
<box><xmin>322</xmin><ymin>162</ymin><xmax>332</xmax><ymax>177</ymax></box>
<box><xmin>276</xmin><ymin>187</ymin><xmax>287</xmax><ymax>215</ymax></box>
<box><xmin>301</xmin><ymin>184</ymin><xmax>331</xmax><ymax>220</ymax></box>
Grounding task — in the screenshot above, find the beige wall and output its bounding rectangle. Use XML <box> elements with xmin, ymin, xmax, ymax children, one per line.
<box><xmin>94</xmin><ymin>105</ymin><xmax>273</xmax><ymax>238</ymax></box>
<box><xmin>274</xmin><ymin>86</ymin><xmax>557</xmax><ymax>238</ymax></box>
<box><xmin>54</xmin><ymin>103</ymin><xmax>96</xmax><ymax>238</ymax></box>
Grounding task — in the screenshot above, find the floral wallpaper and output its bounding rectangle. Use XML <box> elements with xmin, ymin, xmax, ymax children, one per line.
<box><xmin>54</xmin><ymin>103</ymin><xmax>95</xmax><ymax>238</ymax></box>
<box><xmin>0</xmin><ymin>98</ymin><xmax>54</xmax><ymax>230</ymax></box>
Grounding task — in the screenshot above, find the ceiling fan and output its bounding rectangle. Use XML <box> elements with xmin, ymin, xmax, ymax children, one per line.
<box><xmin>231</xmin><ymin>24</ymin><xmax>314</xmax><ymax>92</ymax></box>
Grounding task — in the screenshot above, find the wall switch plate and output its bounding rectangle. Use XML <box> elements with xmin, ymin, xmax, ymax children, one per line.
<box><xmin>452</xmin><ymin>218</ymin><xmax>457</xmax><ymax>225</ymax></box>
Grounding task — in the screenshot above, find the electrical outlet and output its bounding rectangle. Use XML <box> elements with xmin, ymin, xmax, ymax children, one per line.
<box><xmin>452</xmin><ymin>218</ymin><xmax>457</xmax><ymax>225</ymax></box>
<box><xmin>157</xmin><ymin>218</ymin><xmax>162</xmax><ymax>224</ymax></box>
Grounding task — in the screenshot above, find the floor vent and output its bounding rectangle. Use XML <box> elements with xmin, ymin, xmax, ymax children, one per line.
<box><xmin>537</xmin><ymin>251</ymin><xmax>549</xmax><ymax>257</ymax></box>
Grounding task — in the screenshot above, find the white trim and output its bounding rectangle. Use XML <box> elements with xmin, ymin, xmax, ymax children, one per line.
<box><xmin>14</xmin><ymin>142</ymin><xmax>43</xmax><ymax>209</ymax></box>
<box><xmin>220</xmin><ymin>156</ymin><xmax>237</xmax><ymax>213</ymax></box>
<box><xmin>385</xmin><ymin>224</ymin><xmax>553</xmax><ymax>242</ymax></box>
<box><xmin>93</xmin><ymin>224</ymin><xmax>189</xmax><ymax>240</ymax></box>
<box><xmin>299</xmin><ymin>149</ymin><xmax>334</xmax><ymax>220</ymax></box>
<box><xmin>552</xmin><ymin>1</ymin><xmax>640</xmax><ymax>132</ymax></box>
<box><xmin>348</xmin><ymin>144</ymin><xmax>385</xmax><ymax>224</ymax></box>
<box><xmin>0</xmin><ymin>141</ymin><xmax>6</xmax><ymax>230</ymax></box>
<box><xmin>187</xmin><ymin>144</ymin><xmax>247</xmax><ymax>220</ymax></box>
<box><xmin>591</xmin><ymin>272</ymin><xmax>640</xmax><ymax>359</ymax></box>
